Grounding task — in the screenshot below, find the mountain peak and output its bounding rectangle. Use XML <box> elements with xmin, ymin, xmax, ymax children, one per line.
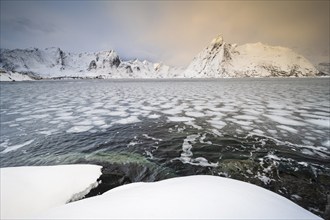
<box><xmin>184</xmin><ymin>34</ymin><xmax>318</xmax><ymax>78</ymax></box>
<box><xmin>210</xmin><ymin>35</ymin><xmax>224</xmax><ymax>47</ymax></box>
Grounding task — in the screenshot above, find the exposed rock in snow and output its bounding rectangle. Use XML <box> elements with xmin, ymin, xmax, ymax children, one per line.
<box><xmin>88</xmin><ymin>60</ymin><xmax>97</xmax><ymax>70</ymax></box>
<box><xmin>184</xmin><ymin>35</ymin><xmax>319</xmax><ymax>78</ymax></box>
<box><xmin>316</xmin><ymin>62</ymin><xmax>330</xmax><ymax>75</ymax></box>
<box><xmin>210</xmin><ymin>34</ymin><xmax>224</xmax><ymax>47</ymax></box>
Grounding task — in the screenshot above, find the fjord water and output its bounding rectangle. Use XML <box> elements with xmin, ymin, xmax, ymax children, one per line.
<box><xmin>0</xmin><ymin>78</ymin><xmax>329</xmax><ymax>216</ymax></box>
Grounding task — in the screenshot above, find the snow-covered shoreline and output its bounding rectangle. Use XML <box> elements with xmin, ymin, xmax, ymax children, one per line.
<box><xmin>0</xmin><ymin>165</ymin><xmax>102</xmax><ymax>219</ymax></box>
<box><xmin>0</xmin><ymin>165</ymin><xmax>321</xmax><ymax>219</ymax></box>
<box><xmin>0</xmin><ymin>71</ymin><xmax>35</xmax><ymax>82</ymax></box>
<box><xmin>1</xmin><ymin>72</ymin><xmax>329</xmax><ymax>82</ymax></box>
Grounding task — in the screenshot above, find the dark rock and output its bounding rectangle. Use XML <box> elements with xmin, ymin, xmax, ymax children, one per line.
<box><xmin>125</xmin><ymin>65</ymin><xmax>133</xmax><ymax>73</ymax></box>
<box><xmin>88</xmin><ymin>60</ymin><xmax>97</xmax><ymax>70</ymax></box>
<box><xmin>57</xmin><ymin>49</ymin><xmax>65</xmax><ymax>66</ymax></box>
<box><xmin>110</xmin><ymin>56</ymin><xmax>121</xmax><ymax>68</ymax></box>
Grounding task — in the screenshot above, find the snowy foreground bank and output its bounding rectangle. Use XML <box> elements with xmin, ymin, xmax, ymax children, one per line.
<box><xmin>1</xmin><ymin>165</ymin><xmax>321</xmax><ymax>219</ymax></box>
<box><xmin>0</xmin><ymin>165</ymin><xmax>102</xmax><ymax>219</ymax></box>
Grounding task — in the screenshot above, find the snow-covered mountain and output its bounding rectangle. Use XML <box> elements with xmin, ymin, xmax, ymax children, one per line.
<box><xmin>0</xmin><ymin>48</ymin><xmax>182</xmax><ymax>80</ymax></box>
<box><xmin>184</xmin><ymin>35</ymin><xmax>319</xmax><ymax>78</ymax></box>
<box><xmin>0</xmin><ymin>34</ymin><xmax>322</xmax><ymax>80</ymax></box>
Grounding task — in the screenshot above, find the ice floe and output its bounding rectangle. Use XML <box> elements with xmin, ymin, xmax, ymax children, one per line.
<box><xmin>185</xmin><ymin>111</ymin><xmax>205</xmax><ymax>117</ymax></box>
<box><xmin>167</xmin><ymin>116</ymin><xmax>194</xmax><ymax>122</ymax></box>
<box><xmin>207</xmin><ymin>118</ymin><xmax>227</xmax><ymax>129</ymax></box>
<box><xmin>1</xmin><ymin>140</ymin><xmax>34</xmax><ymax>154</ymax></box>
<box><xmin>113</xmin><ymin>116</ymin><xmax>141</xmax><ymax>125</ymax></box>
<box><xmin>306</xmin><ymin>119</ymin><xmax>330</xmax><ymax>128</ymax></box>
<box><xmin>265</xmin><ymin>115</ymin><xmax>306</xmax><ymax>126</ymax></box>
<box><xmin>276</xmin><ymin>125</ymin><xmax>298</xmax><ymax>134</ymax></box>
<box><xmin>66</xmin><ymin>126</ymin><xmax>93</xmax><ymax>133</ymax></box>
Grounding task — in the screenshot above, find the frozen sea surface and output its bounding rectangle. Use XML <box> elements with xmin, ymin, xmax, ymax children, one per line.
<box><xmin>0</xmin><ymin>78</ymin><xmax>329</xmax><ymax>217</ymax></box>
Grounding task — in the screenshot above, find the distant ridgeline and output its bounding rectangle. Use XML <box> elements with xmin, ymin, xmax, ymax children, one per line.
<box><xmin>0</xmin><ymin>35</ymin><xmax>327</xmax><ymax>80</ymax></box>
<box><xmin>0</xmin><ymin>48</ymin><xmax>183</xmax><ymax>80</ymax></box>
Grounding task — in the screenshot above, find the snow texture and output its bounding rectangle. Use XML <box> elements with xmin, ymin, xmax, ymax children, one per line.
<box><xmin>36</xmin><ymin>175</ymin><xmax>321</xmax><ymax>219</ymax></box>
<box><xmin>0</xmin><ymin>165</ymin><xmax>102</xmax><ymax>219</ymax></box>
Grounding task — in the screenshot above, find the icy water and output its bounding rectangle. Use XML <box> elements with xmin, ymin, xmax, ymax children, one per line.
<box><xmin>1</xmin><ymin>78</ymin><xmax>330</xmax><ymax>216</ymax></box>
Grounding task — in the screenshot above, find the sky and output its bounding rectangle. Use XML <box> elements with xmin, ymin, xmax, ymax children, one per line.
<box><xmin>0</xmin><ymin>1</ymin><xmax>329</xmax><ymax>66</ymax></box>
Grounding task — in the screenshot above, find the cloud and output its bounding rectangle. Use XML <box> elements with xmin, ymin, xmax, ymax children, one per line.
<box><xmin>1</xmin><ymin>1</ymin><xmax>329</xmax><ymax>66</ymax></box>
<box><xmin>105</xmin><ymin>1</ymin><xmax>329</xmax><ymax>66</ymax></box>
<box><xmin>9</xmin><ymin>17</ymin><xmax>58</xmax><ymax>34</ymax></box>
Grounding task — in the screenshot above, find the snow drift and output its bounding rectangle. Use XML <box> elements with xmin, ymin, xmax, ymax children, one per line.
<box><xmin>0</xmin><ymin>165</ymin><xmax>102</xmax><ymax>219</ymax></box>
<box><xmin>36</xmin><ymin>175</ymin><xmax>320</xmax><ymax>219</ymax></box>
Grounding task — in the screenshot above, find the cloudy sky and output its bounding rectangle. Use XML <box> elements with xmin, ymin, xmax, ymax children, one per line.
<box><xmin>1</xmin><ymin>1</ymin><xmax>329</xmax><ymax>66</ymax></box>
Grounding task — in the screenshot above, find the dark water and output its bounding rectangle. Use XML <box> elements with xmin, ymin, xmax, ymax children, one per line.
<box><xmin>0</xmin><ymin>78</ymin><xmax>329</xmax><ymax>217</ymax></box>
